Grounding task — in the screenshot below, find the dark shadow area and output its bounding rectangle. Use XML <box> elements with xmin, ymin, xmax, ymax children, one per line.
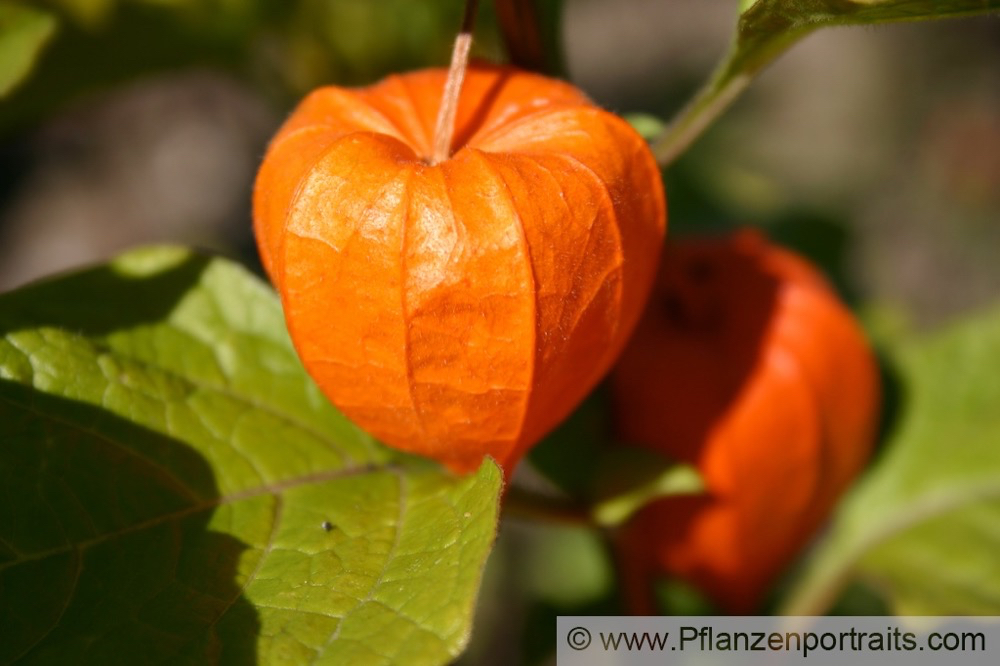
<box><xmin>768</xmin><ymin>211</ymin><xmax>858</xmax><ymax>305</ymax></box>
<box><xmin>869</xmin><ymin>349</ymin><xmax>907</xmax><ymax>466</ymax></box>
<box><xmin>0</xmin><ymin>138</ymin><xmax>34</xmax><ymax>206</ymax></box>
<box><xmin>660</xmin><ymin>160</ymin><xmax>740</xmax><ymax>238</ymax></box>
<box><xmin>528</xmin><ymin>387</ymin><xmax>614</xmax><ymax>498</ymax></box>
<box><xmin>0</xmin><ymin>380</ymin><xmax>260</xmax><ymax>665</ymax></box>
<box><xmin>0</xmin><ymin>253</ymin><xmax>260</xmax><ymax>663</ymax></box>
<box><xmin>0</xmin><ymin>252</ymin><xmax>210</xmax><ymax>333</ymax></box>
<box><xmin>232</xmin><ymin>224</ymin><xmax>268</xmax><ymax>282</ymax></box>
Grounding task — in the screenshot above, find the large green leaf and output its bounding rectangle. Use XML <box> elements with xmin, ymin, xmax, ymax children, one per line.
<box><xmin>783</xmin><ymin>306</ymin><xmax>1000</xmax><ymax>615</ymax></box>
<box><xmin>652</xmin><ymin>0</ymin><xmax>1000</xmax><ymax>164</ymax></box>
<box><xmin>0</xmin><ymin>2</ymin><xmax>56</xmax><ymax>97</ymax></box>
<box><xmin>0</xmin><ymin>247</ymin><xmax>502</xmax><ymax>665</ymax></box>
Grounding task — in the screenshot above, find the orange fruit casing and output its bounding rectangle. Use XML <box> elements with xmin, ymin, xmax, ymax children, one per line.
<box><xmin>254</xmin><ymin>64</ymin><xmax>667</xmax><ymax>475</ymax></box>
<box><xmin>612</xmin><ymin>230</ymin><xmax>880</xmax><ymax>613</ymax></box>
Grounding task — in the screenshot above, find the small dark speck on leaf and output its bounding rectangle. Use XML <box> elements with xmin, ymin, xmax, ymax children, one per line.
<box><xmin>322</xmin><ymin>521</ymin><xmax>334</xmax><ymax>532</ymax></box>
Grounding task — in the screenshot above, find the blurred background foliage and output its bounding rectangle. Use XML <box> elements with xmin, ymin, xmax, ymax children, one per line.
<box><xmin>3</xmin><ymin>0</ymin><xmax>499</xmax><ymax>125</ymax></box>
<box><xmin>2</xmin><ymin>1</ymin><xmax>999</xmax><ymax>664</ymax></box>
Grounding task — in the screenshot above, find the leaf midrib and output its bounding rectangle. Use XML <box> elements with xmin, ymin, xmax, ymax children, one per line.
<box><xmin>844</xmin><ymin>479</ymin><xmax>1000</xmax><ymax>571</ymax></box>
<box><xmin>0</xmin><ymin>283</ymin><xmax>397</xmax><ymax>574</ymax></box>
<box><xmin>0</xmin><ymin>457</ymin><xmax>386</xmax><ymax>573</ymax></box>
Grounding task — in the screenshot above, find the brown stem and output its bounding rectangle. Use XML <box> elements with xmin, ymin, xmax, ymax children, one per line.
<box><xmin>501</xmin><ymin>486</ymin><xmax>594</xmax><ymax>527</ymax></box>
<box><xmin>431</xmin><ymin>0</ymin><xmax>481</xmax><ymax>165</ymax></box>
<box><xmin>496</xmin><ymin>0</ymin><xmax>546</xmax><ymax>72</ymax></box>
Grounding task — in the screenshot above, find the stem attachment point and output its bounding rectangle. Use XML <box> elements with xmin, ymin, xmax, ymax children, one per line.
<box><xmin>431</xmin><ymin>0</ymin><xmax>480</xmax><ymax>165</ymax></box>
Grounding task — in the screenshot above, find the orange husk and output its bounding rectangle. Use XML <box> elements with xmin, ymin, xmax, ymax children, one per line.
<box><xmin>611</xmin><ymin>230</ymin><xmax>879</xmax><ymax>613</ymax></box>
<box><xmin>253</xmin><ymin>64</ymin><xmax>667</xmax><ymax>475</ymax></box>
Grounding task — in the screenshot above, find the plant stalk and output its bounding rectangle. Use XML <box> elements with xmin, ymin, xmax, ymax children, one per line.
<box><xmin>502</xmin><ymin>486</ymin><xmax>594</xmax><ymax>527</ymax></box>
<box><xmin>649</xmin><ymin>15</ymin><xmax>812</xmax><ymax>168</ymax></box>
<box><xmin>650</xmin><ymin>72</ymin><xmax>751</xmax><ymax>167</ymax></box>
<box><xmin>431</xmin><ymin>0</ymin><xmax>480</xmax><ymax>165</ymax></box>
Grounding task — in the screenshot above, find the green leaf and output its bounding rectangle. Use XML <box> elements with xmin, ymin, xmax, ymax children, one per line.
<box><xmin>652</xmin><ymin>0</ymin><xmax>1000</xmax><ymax>165</ymax></box>
<box><xmin>590</xmin><ymin>449</ymin><xmax>703</xmax><ymax>528</ymax></box>
<box><xmin>783</xmin><ymin>306</ymin><xmax>1000</xmax><ymax>615</ymax></box>
<box><xmin>624</xmin><ymin>113</ymin><xmax>666</xmax><ymax>143</ymax></box>
<box><xmin>0</xmin><ymin>247</ymin><xmax>502</xmax><ymax>665</ymax></box>
<box><xmin>525</xmin><ymin>526</ymin><xmax>613</xmax><ymax>607</ymax></box>
<box><xmin>0</xmin><ymin>1</ymin><xmax>57</xmax><ymax>97</ymax></box>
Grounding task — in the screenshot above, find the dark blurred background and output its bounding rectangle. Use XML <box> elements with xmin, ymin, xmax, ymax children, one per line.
<box><xmin>2</xmin><ymin>3</ymin><xmax>998</xmax><ymax>663</ymax></box>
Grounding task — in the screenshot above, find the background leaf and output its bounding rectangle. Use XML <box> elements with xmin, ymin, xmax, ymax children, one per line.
<box><xmin>783</xmin><ymin>306</ymin><xmax>1000</xmax><ymax>615</ymax></box>
<box><xmin>0</xmin><ymin>1</ymin><xmax>506</xmax><ymax>136</ymax></box>
<box><xmin>730</xmin><ymin>0</ymin><xmax>1000</xmax><ymax>76</ymax></box>
<box><xmin>0</xmin><ymin>2</ymin><xmax>57</xmax><ymax>97</ymax></box>
<box><xmin>651</xmin><ymin>0</ymin><xmax>1000</xmax><ymax>164</ymax></box>
<box><xmin>0</xmin><ymin>247</ymin><xmax>502</xmax><ymax>665</ymax></box>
